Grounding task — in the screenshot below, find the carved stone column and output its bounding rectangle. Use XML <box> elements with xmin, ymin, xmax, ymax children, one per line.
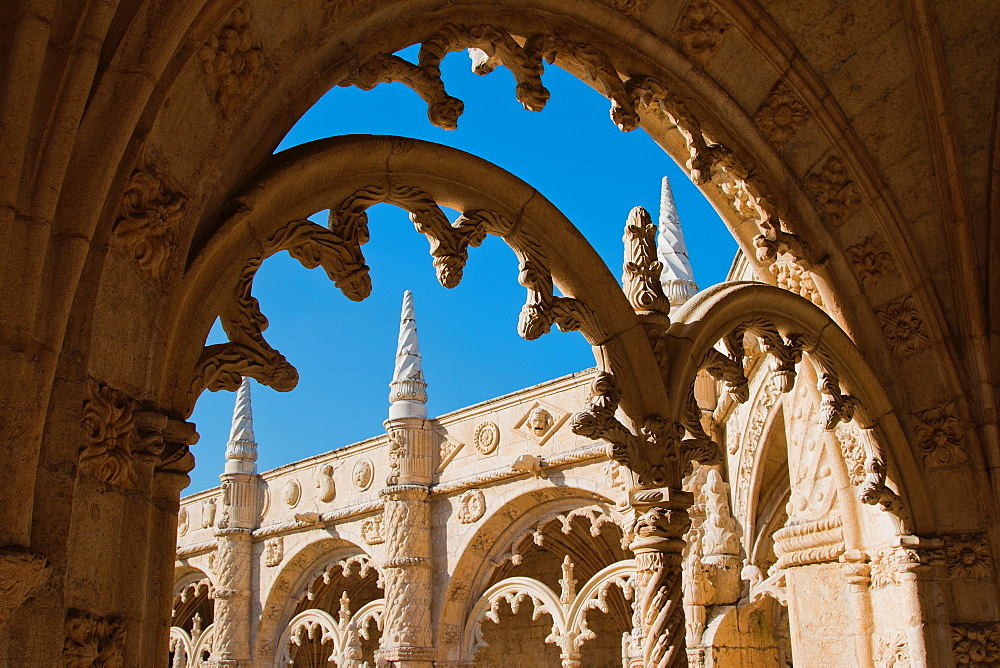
<box><xmin>377</xmin><ymin>290</ymin><xmax>436</xmax><ymax>667</ymax></box>
<box><xmin>210</xmin><ymin>527</ymin><xmax>253</xmax><ymax>666</ymax></box>
<box><xmin>625</xmin><ymin>488</ymin><xmax>693</xmax><ymax>668</ymax></box>
<box><xmin>146</xmin><ymin>418</ymin><xmax>198</xmax><ymax>662</ymax></box>
<box><xmin>378</xmin><ymin>418</ymin><xmax>435</xmax><ymax>668</ymax></box>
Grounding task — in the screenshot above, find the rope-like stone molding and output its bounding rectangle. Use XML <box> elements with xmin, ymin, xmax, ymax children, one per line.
<box><xmin>176</xmin><ymin>540</ymin><xmax>217</xmax><ymax>558</ymax></box>
<box><xmin>431</xmin><ymin>443</ymin><xmax>607</xmax><ymax>496</ymax></box>
<box><xmin>773</xmin><ymin>516</ymin><xmax>845</xmax><ymax>569</ymax></box>
<box><xmin>251</xmin><ymin>500</ymin><xmax>385</xmax><ymax>539</ymax></box>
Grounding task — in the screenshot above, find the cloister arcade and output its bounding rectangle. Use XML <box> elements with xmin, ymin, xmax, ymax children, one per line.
<box><xmin>0</xmin><ymin>0</ymin><xmax>997</xmax><ymax>665</ymax></box>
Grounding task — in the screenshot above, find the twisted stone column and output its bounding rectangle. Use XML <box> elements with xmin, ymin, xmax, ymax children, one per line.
<box><xmin>626</xmin><ymin>490</ymin><xmax>692</xmax><ymax>668</ymax></box>
<box><xmin>209</xmin><ymin>527</ymin><xmax>253</xmax><ymax>666</ymax></box>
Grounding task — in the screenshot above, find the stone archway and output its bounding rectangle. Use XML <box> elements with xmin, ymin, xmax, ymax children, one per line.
<box><xmin>2</xmin><ymin>0</ymin><xmax>998</xmax><ymax>664</ymax></box>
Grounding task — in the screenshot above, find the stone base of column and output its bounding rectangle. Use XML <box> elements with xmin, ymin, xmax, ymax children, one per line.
<box><xmin>376</xmin><ymin>646</ymin><xmax>436</xmax><ymax>667</ymax></box>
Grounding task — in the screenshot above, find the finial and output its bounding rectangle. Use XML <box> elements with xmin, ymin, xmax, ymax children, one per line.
<box><xmin>225</xmin><ymin>376</ymin><xmax>258</xmax><ymax>474</ymax></box>
<box><xmin>623</xmin><ymin>205</ymin><xmax>671</xmax><ymax>332</ymax></box>
<box><xmin>388</xmin><ymin>290</ymin><xmax>428</xmax><ymax>419</ymax></box>
<box><xmin>656</xmin><ymin>176</ymin><xmax>700</xmax><ymax>308</ymax></box>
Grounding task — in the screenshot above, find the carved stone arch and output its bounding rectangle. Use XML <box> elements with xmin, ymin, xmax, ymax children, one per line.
<box><xmin>563</xmin><ymin>559</ymin><xmax>638</xmax><ymax>639</ymax></box>
<box><xmin>665</xmin><ymin>281</ymin><xmax>928</xmax><ymax>532</ymax></box>
<box><xmin>163</xmin><ymin>135</ymin><xmax>663</xmax><ymax>444</ymax></box>
<box><xmin>435</xmin><ymin>486</ymin><xmax>621</xmax><ymax>661</ymax></box>
<box><xmin>460</xmin><ymin>575</ymin><xmax>568</xmax><ymax>664</ymax></box>
<box><xmin>120</xmin><ymin>0</ymin><xmax>972</xmax><ymax>434</ymax></box>
<box><xmin>255</xmin><ymin>537</ymin><xmax>378</xmax><ymax>662</ymax></box>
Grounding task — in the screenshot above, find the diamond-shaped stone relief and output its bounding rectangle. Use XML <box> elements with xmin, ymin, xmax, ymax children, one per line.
<box><xmin>512</xmin><ymin>400</ymin><xmax>570</xmax><ymax>446</ymax></box>
<box><xmin>435</xmin><ymin>429</ymin><xmax>465</xmax><ymax>473</ymax></box>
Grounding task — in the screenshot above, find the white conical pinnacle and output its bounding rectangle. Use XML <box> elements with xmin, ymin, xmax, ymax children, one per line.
<box><xmin>388</xmin><ymin>290</ymin><xmax>428</xmax><ymax>419</ymax></box>
<box><xmin>225</xmin><ymin>376</ymin><xmax>258</xmax><ymax>474</ymax></box>
<box><xmin>656</xmin><ymin>176</ymin><xmax>700</xmax><ymax>308</ymax></box>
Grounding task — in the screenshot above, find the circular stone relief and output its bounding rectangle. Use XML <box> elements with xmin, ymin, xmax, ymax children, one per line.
<box><xmin>352</xmin><ymin>459</ymin><xmax>374</xmax><ymax>491</ymax></box>
<box><xmin>282</xmin><ymin>479</ymin><xmax>301</xmax><ymax>508</ymax></box>
<box><xmin>474</xmin><ymin>421</ymin><xmax>500</xmax><ymax>454</ymax></box>
<box><xmin>177</xmin><ymin>508</ymin><xmax>189</xmax><ymax>536</ymax></box>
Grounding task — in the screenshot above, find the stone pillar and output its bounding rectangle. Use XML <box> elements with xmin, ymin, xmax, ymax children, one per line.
<box><xmin>209</xmin><ymin>377</ymin><xmax>260</xmax><ymax>666</ymax></box>
<box><xmin>146</xmin><ymin>418</ymin><xmax>198</xmax><ymax>662</ymax></box>
<box><xmin>377</xmin><ymin>418</ymin><xmax>435</xmax><ymax>668</ymax></box>
<box><xmin>625</xmin><ymin>488</ymin><xmax>692</xmax><ymax>668</ymax></box>
<box><xmin>377</xmin><ymin>291</ymin><xmax>435</xmax><ymax>667</ymax></box>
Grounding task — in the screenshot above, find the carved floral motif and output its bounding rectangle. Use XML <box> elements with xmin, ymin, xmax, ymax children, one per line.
<box><xmin>912</xmin><ymin>400</ymin><xmax>967</xmax><ymax>468</ymax></box>
<box><xmin>63</xmin><ymin>609</ymin><xmax>126</xmax><ymax>667</ymax></box>
<box><xmin>951</xmin><ymin>623</ymin><xmax>1000</xmax><ymax>666</ymax></box>
<box><xmin>80</xmin><ymin>380</ymin><xmax>140</xmax><ymax>489</ymax></box>
<box><xmin>114</xmin><ymin>165</ymin><xmax>186</xmax><ymax>277</ymax></box>
<box><xmin>876</xmin><ymin>296</ymin><xmax>930</xmax><ymax>356</ymax></box>
<box><xmin>943</xmin><ymin>534</ymin><xmax>992</xmax><ymax>579</ymax></box>
<box><xmin>473</xmin><ymin>421</ymin><xmax>500</xmax><ymax>454</ymax></box>
<box><xmin>622</xmin><ymin>206</ymin><xmax>671</xmax><ymax>327</ymax></box>
<box><xmin>198</xmin><ymin>5</ymin><xmax>266</xmax><ymax>120</ymax></box>
<box><xmin>805</xmin><ymin>156</ymin><xmax>862</xmax><ymax>226</ymax></box>
<box><xmin>675</xmin><ymin>1</ymin><xmax>729</xmax><ymax>65</ymax></box>
<box><xmin>754</xmin><ymin>81</ymin><xmax>810</xmax><ymax>146</ymax></box>
<box><xmin>769</xmin><ymin>258</ymin><xmax>822</xmax><ymax>306</ymax></box>
<box><xmin>875</xmin><ymin>633</ymin><xmax>911</xmax><ymax>667</ymax></box>
<box><xmin>847</xmin><ymin>234</ymin><xmax>898</xmax><ymax>288</ymax></box>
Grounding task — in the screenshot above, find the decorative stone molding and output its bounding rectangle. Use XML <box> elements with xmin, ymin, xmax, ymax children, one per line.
<box><xmin>282</xmin><ymin>478</ymin><xmax>301</xmax><ymax>508</ymax></box>
<box><xmin>513</xmin><ymin>401</ymin><xmax>568</xmax><ymax>446</ymax></box>
<box><xmin>457</xmin><ymin>489</ymin><xmax>486</xmax><ymax>524</ymax></box>
<box><xmin>943</xmin><ymin>533</ymin><xmax>992</xmax><ymax>579</ymax></box>
<box><xmin>869</xmin><ymin>538</ymin><xmax>944</xmax><ymax>588</ymax></box>
<box><xmin>201</xmin><ymin>498</ymin><xmax>217</xmax><ymax>529</ymax></box>
<box><xmin>769</xmin><ymin>258</ymin><xmax>822</xmax><ymax>306</ymax></box>
<box><xmin>876</xmin><ymin>296</ymin><xmax>931</xmax><ymax>356</ymax></box>
<box><xmin>753</xmin><ymin>81</ymin><xmax>811</xmax><ymax>146</ymax></box>
<box><xmin>951</xmin><ymin>623</ymin><xmax>1000</xmax><ymax>666</ymax></box>
<box><xmin>263</xmin><ymin>536</ymin><xmax>283</xmax><ymax>567</ymax></box>
<box><xmin>80</xmin><ymin>380</ymin><xmax>141</xmax><ymax>489</ymax></box>
<box><xmin>0</xmin><ymin>546</ymin><xmax>48</xmax><ymax>628</ymax></box>
<box><xmin>846</xmin><ymin>233</ymin><xmax>899</xmax><ymax>288</ymax></box>
<box><xmin>912</xmin><ymin>399</ymin><xmax>968</xmax><ymax>468</ymax></box>
<box><xmin>361</xmin><ymin>514</ymin><xmax>385</xmax><ymax>545</ymax></box>
<box><xmin>735</xmin><ymin>379</ymin><xmax>780</xmax><ymax>516</ymax></box>
<box><xmin>63</xmin><ymin>609</ymin><xmax>126</xmax><ymax>667</ymax></box>
<box><xmin>675</xmin><ymin>0</ymin><xmax>729</xmax><ymax>66</ymax></box>
<box><xmin>315</xmin><ymin>463</ymin><xmax>336</xmax><ymax>503</ymax></box>
<box><xmin>353</xmin><ymin>459</ymin><xmax>374</xmax><ymax>491</ymax></box>
<box><xmin>198</xmin><ymin>4</ymin><xmax>266</xmax><ymax>120</ymax></box>
<box><xmin>875</xmin><ymin>633</ymin><xmax>911</xmax><ymax>667</ymax></box>
<box><xmin>473</xmin><ymin>421</ymin><xmax>500</xmax><ymax>454</ymax></box>
<box><xmin>622</xmin><ymin>206</ymin><xmax>671</xmax><ymax>331</ymax></box>
<box><xmin>833</xmin><ymin>421</ymin><xmax>868</xmax><ymax>487</ymax></box>
<box><xmin>114</xmin><ymin>163</ymin><xmax>186</xmax><ymax>278</ymax></box>
<box><xmin>772</xmin><ymin>516</ymin><xmax>845</xmax><ymax>569</ymax></box>
<box><xmin>804</xmin><ymin>156</ymin><xmax>862</xmax><ymax>226</ymax></box>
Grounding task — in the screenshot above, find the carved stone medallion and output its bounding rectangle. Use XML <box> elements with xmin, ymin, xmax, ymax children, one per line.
<box><xmin>457</xmin><ymin>489</ymin><xmax>487</xmax><ymax>524</ymax></box>
<box><xmin>177</xmin><ymin>508</ymin><xmax>189</xmax><ymax>536</ymax></box>
<box><xmin>513</xmin><ymin>401</ymin><xmax>569</xmax><ymax>446</ymax></box>
<box><xmin>353</xmin><ymin>459</ymin><xmax>374</xmax><ymax>491</ymax></box>
<box><xmin>315</xmin><ymin>463</ymin><xmax>336</xmax><ymax>503</ymax></box>
<box><xmin>473</xmin><ymin>421</ymin><xmax>500</xmax><ymax>454</ymax></box>
<box><xmin>282</xmin><ymin>478</ymin><xmax>301</xmax><ymax>508</ymax></box>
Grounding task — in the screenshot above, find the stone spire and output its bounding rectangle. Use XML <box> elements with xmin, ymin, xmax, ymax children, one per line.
<box><xmin>388</xmin><ymin>290</ymin><xmax>428</xmax><ymax>419</ymax></box>
<box><xmin>224</xmin><ymin>376</ymin><xmax>258</xmax><ymax>474</ymax></box>
<box><xmin>656</xmin><ymin>176</ymin><xmax>700</xmax><ymax>308</ymax></box>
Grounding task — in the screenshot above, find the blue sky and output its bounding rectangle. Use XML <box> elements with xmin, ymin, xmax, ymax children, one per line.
<box><xmin>186</xmin><ymin>47</ymin><xmax>737</xmax><ymax>493</ymax></box>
